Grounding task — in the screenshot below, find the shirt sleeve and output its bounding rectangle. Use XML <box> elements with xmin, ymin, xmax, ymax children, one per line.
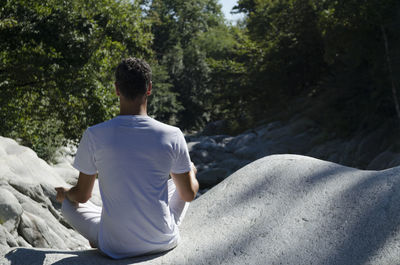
<box><xmin>72</xmin><ymin>128</ymin><xmax>98</xmax><ymax>175</ymax></box>
<box><xmin>171</xmin><ymin>129</ymin><xmax>192</xmax><ymax>174</ymax></box>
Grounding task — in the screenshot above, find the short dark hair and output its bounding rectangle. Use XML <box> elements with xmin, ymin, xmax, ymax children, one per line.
<box><xmin>115</xmin><ymin>58</ymin><xmax>152</xmax><ymax>100</ymax></box>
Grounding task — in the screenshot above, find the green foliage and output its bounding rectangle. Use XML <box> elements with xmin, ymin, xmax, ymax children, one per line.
<box><xmin>2</xmin><ymin>0</ymin><xmax>399</xmax><ymax>160</ymax></box>
<box><xmin>146</xmin><ymin>0</ymin><xmax>232</xmax><ymax>130</ymax></box>
<box><xmin>309</xmin><ymin>0</ymin><xmax>400</xmax><ymax>133</ymax></box>
<box><xmin>0</xmin><ymin>0</ymin><xmax>152</xmax><ymax>160</ymax></box>
<box><xmin>234</xmin><ymin>0</ymin><xmax>400</xmax><ymax>134</ymax></box>
<box><xmin>148</xmin><ymin>0</ymin><xmax>223</xmax><ymax>58</ymax></box>
<box><xmin>148</xmin><ymin>63</ymin><xmax>182</xmax><ymax>124</ymax></box>
<box><xmin>202</xmin><ymin>26</ymin><xmax>250</xmax><ymax>122</ymax></box>
<box><xmin>237</xmin><ymin>0</ymin><xmax>325</xmax><ymax>101</ymax></box>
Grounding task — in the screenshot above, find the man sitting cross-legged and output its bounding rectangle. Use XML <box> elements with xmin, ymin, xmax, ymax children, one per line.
<box><xmin>55</xmin><ymin>57</ymin><xmax>199</xmax><ymax>259</ymax></box>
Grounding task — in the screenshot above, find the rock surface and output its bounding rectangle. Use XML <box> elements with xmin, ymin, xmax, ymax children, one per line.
<box><xmin>0</xmin><ymin>136</ymin><xmax>90</xmax><ymax>254</ymax></box>
<box><xmin>2</xmin><ymin>154</ymin><xmax>400</xmax><ymax>265</ymax></box>
<box><xmin>189</xmin><ymin>116</ymin><xmax>400</xmax><ymax>189</ymax></box>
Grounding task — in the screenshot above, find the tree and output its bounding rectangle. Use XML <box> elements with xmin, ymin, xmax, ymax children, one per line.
<box><xmin>0</xmin><ymin>0</ymin><xmax>152</xmax><ymax>161</ymax></box>
<box><xmin>147</xmin><ymin>62</ymin><xmax>182</xmax><ymax>124</ymax></box>
<box><xmin>233</xmin><ymin>0</ymin><xmax>400</xmax><ymax>133</ymax></box>
<box><xmin>236</xmin><ymin>0</ymin><xmax>325</xmax><ymax>107</ymax></box>
<box><xmin>146</xmin><ymin>0</ymin><xmax>229</xmax><ymax>130</ymax></box>
<box><xmin>311</xmin><ymin>0</ymin><xmax>400</xmax><ymax>131</ymax></box>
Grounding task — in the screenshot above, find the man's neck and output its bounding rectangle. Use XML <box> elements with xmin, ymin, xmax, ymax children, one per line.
<box><xmin>119</xmin><ymin>109</ymin><xmax>147</xmax><ymax>116</ymax></box>
<box><xmin>119</xmin><ymin>97</ymin><xmax>148</xmax><ymax>116</ymax></box>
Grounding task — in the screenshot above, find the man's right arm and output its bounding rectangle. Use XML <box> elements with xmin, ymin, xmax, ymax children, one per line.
<box><xmin>171</xmin><ymin>163</ymin><xmax>199</xmax><ymax>202</ymax></box>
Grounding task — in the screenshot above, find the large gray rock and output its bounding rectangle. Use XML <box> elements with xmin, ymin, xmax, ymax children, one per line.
<box><xmin>0</xmin><ymin>136</ymin><xmax>90</xmax><ymax>253</ymax></box>
<box><xmin>190</xmin><ymin>116</ymin><xmax>399</xmax><ymax>192</ymax></box>
<box><xmin>0</xmin><ymin>225</ymin><xmax>18</xmax><ymax>249</ymax></box>
<box><xmin>18</xmin><ymin>212</ymin><xmax>66</xmax><ymax>248</ymax></box>
<box><xmin>367</xmin><ymin>150</ymin><xmax>400</xmax><ymax>170</ymax></box>
<box><xmin>2</xmin><ymin>154</ymin><xmax>400</xmax><ymax>265</ymax></box>
<box><xmin>196</xmin><ymin>168</ymin><xmax>228</xmax><ymax>188</ymax></box>
<box><xmin>0</xmin><ymin>188</ymin><xmax>23</xmax><ymax>233</ymax></box>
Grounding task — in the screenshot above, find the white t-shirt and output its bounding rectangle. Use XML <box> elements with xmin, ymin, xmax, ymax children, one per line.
<box><xmin>73</xmin><ymin>115</ymin><xmax>192</xmax><ymax>259</ymax></box>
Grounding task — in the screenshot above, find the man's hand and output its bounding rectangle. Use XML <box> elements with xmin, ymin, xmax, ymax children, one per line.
<box><xmin>55</xmin><ymin>187</ymin><xmax>69</xmax><ymax>203</ymax></box>
<box><xmin>57</xmin><ymin>172</ymin><xmax>96</xmax><ymax>204</ymax></box>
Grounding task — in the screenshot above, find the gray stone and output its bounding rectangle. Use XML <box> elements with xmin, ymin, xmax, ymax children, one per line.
<box><xmin>0</xmin><ymin>224</ymin><xmax>19</xmax><ymax>250</ymax></box>
<box><xmin>51</xmin><ymin>164</ymin><xmax>78</xmax><ymax>186</ymax></box>
<box><xmin>201</xmin><ymin>120</ymin><xmax>228</xmax><ymax>136</ymax></box>
<box><xmin>3</xmin><ymin>154</ymin><xmax>400</xmax><ymax>264</ymax></box>
<box><xmin>213</xmin><ymin>150</ymin><xmax>236</xmax><ymax>162</ymax></box>
<box><xmin>0</xmin><ymin>188</ymin><xmax>23</xmax><ymax>233</ymax></box>
<box><xmin>187</xmin><ymin>141</ymin><xmax>201</xmax><ymax>152</ymax></box>
<box><xmin>355</xmin><ymin>130</ymin><xmax>386</xmax><ymax>168</ymax></box>
<box><xmin>16</xmin><ymin>236</ymin><xmax>31</xmax><ymax>248</ymax></box>
<box><xmin>189</xmin><ymin>137</ymin><xmax>232</xmax><ymax>165</ymax></box>
<box><xmin>0</xmin><ymin>225</ymin><xmax>10</xmax><ymax>246</ymax></box>
<box><xmin>225</xmin><ymin>133</ymin><xmax>257</xmax><ymax>152</ymax></box>
<box><xmin>1</xmin><ymin>111</ymin><xmax>400</xmax><ymax>263</ymax></box>
<box><xmin>195</xmin><ymin>137</ymin><xmax>218</xmax><ymax>149</ymax></box>
<box><xmin>197</xmin><ymin>168</ymin><xmax>228</xmax><ymax>188</ymax></box>
<box><xmin>190</xmin><ymin>149</ymin><xmax>212</xmax><ymax>163</ymax></box>
<box><xmin>13</xmin><ymin>187</ymin><xmax>88</xmax><ymax>249</ymax></box>
<box><xmin>0</xmin><ymin>137</ymin><xmax>95</xmax><ymax>254</ymax></box>
<box><xmin>40</xmin><ymin>183</ymin><xmax>59</xmax><ymax>207</ymax></box>
<box><xmin>218</xmin><ymin>158</ymin><xmax>246</xmax><ymax>172</ymax></box>
<box><xmin>0</xmin><ymin>136</ymin><xmax>68</xmax><ymax>187</ymax></box>
<box><xmin>367</xmin><ymin>151</ymin><xmax>400</xmax><ymax>170</ymax></box>
<box><xmin>0</xmin><ymin>245</ymin><xmax>8</xmax><ymax>256</ymax></box>
<box><xmin>287</xmin><ymin>117</ymin><xmax>317</xmax><ymax>135</ymax></box>
<box><xmin>6</xmin><ymin>232</ymin><xmax>18</xmax><ymax>248</ymax></box>
<box><xmin>18</xmin><ymin>212</ymin><xmax>66</xmax><ymax>249</ymax></box>
<box><xmin>8</xmin><ymin>181</ymin><xmax>48</xmax><ymax>204</ymax></box>
<box><xmin>233</xmin><ymin>145</ymin><xmax>258</xmax><ymax>159</ymax></box>
<box><xmin>388</xmin><ymin>154</ymin><xmax>400</xmax><ymax>168</ymax></box>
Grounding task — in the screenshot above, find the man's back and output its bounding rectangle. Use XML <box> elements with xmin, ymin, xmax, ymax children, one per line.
<box><xmin>56</xmin><ymin>58</ymin><xmax>198</xmax><ymax>259</ymax></box>
<box><xmin>73</xmin><ymin>115</ymin><xmax>192</xmax><ymax>258</ymax></box>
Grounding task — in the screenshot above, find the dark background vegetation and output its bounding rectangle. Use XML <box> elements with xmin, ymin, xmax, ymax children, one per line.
<box><xmin>1</xmin><ymin>0</ymin><xmax>400</xmax><ymax>161</ymax></box>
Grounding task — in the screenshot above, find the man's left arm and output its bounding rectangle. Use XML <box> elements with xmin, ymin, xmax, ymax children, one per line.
<box><xmin>56</xmin><ymin>172</ymin><xmax>96</xmax><ymax>204</ymax></box>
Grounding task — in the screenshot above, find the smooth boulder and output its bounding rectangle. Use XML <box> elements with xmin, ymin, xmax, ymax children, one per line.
<box><xmin>0</xmin><ymin>136</ymin><xmax>89</xmax><ymax>253</ymax></box>
<box><xmin>2</xmin><ymin>154</ymin><xmax>400</xmax><ymax>265</ymax></box>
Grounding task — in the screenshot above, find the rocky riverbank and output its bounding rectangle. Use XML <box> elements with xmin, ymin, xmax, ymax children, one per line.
<box><xmin>0</xmin><ymin>115</ymin><xmax>399</xmax><ymax>260</ymax></box>
<box><xmin>2</xmin><ymin>154</ymin><xmax>400</xmax><ymax>264</ymax></box>
<box><xmin>190</xmin><ymin>116</ymin><xmax>400</xmax><ymax>191</ymax></box>
<box><xmin>0</xmin><ymin>137</ymin><xmax>89</xmax><ymax>254</ymax></box>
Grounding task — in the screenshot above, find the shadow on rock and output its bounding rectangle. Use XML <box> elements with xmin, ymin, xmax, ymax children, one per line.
<box><xmin>5</xmin><ymin>247</ymin><xmax>169</xmax><ymax>265</ymax></box>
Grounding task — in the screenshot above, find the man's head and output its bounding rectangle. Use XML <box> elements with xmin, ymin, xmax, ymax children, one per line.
<box><xmin>115</xmin><ymin>58</ymin><xmax>152</xmax><ymax>100</ymax></box>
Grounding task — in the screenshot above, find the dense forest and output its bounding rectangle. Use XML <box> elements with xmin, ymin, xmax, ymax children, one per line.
<box><xmin>1</xmin><ymin>0</ymin><xmax>400</xmax><ymax>161</ymax></box>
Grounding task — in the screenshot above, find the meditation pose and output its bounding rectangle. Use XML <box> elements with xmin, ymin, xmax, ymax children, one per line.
<box><xmin>55</xmin><ymin>58</ymin><xmax>199</xmax><ymax>259</ymax></box>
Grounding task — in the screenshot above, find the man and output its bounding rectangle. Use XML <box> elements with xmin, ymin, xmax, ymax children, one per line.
<box><xmin>55</xmin><ymin>58</ymin><xmax>199</xmax><ymax>259</ymax></box>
